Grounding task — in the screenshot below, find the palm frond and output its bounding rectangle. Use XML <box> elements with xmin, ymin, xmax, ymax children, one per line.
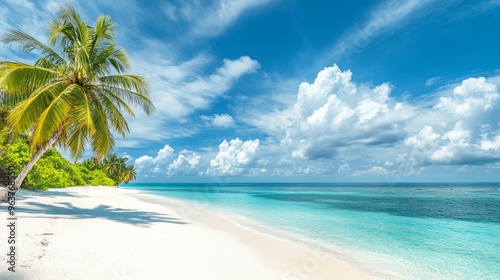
<box><xmin>0</xmin><ymin>62</ymin><xmax>68</xmax><ymax>92</ymax></box>
<box><xmin>6</xmin><ymin>81</ymin><xmax>68</xmax><ymax>133</ymax></box>
<box><xmin>30</xmin><ymin>84</ymin><xmax>82</xmax><ymax>149</ymax></box>
<box><xmin>89</xmin><ymin>93</ymin><xmax>114</xmax><ymax>161</ymax></box>
<box><xmin>93</xmin><ymin>88</ymin><xmax>130</xmax><ymax>137</ymax></box>
<box><xmin>67</xmin><ymin>127</ymin><xmax>86</xmax><ymax>159</ymax></box>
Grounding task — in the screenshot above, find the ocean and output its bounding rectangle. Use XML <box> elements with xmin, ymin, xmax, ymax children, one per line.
<box><xmin>124</xmin><ymin>183</ymin><xmax>500</xmax><ymax>280</ymax></box>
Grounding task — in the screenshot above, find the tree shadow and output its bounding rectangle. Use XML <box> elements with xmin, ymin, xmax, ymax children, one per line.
<box><xmin>17</xmin><ymin>189</ymin><xmax>84</xmax><ymax>199</ymax></box>
<box><xmin>18</xmin><ymin>201</ymin><xmax>188</xmax><ymax>227</ymax></box>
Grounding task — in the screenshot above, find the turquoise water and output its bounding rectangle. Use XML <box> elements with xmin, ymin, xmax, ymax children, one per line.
<box><xmin>125</xmin><ymin>183</ymin><xmax>500</xmax><ymax>280</ymax></box>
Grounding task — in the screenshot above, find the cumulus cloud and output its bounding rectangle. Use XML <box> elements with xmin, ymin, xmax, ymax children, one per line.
<box><xmin>434</xmin><ymin>77</ymin><xmax>498</xmax><ymax>117</ymax></box>
<box><xmin>168</xmin><ymin>150</ymin><xmax>201</xmax><ymax>175</ymax></box>
<box><xmin>404</xmin><ymin>77</ymin><xmax>500</xmax><ymax>166</ymax></box>
<box><xmin>135</xmin><ymin>145</ymin><xmax>175</xmax><ymax>173</ymax></box>
<box><xmin>245</xmin><ymin>65</ymin><xmax>500</xmax><ymax>176</ymax></box>
<box><xmin>201</xmin><ymin>113</ymin><xmax>235</xmax><ymax>127</ymax></box>
<box><xmin>207</xmin><ymin>138</ymin><xmax>260</xmax><ymax>175</ymax></box>
<box><xmin>282</xmin><ymin>65</ymin><xmax>412</xmax><ymax>160</ymax></box>
<box><xmin>131</xmin><ymin>72</ymin><xmax>500</xmax><ymax>179</ymax></box>
<box><xmin>135</xmin><ymin>145</ymin><xmax>201</xmax><ymax>175</ymax></box>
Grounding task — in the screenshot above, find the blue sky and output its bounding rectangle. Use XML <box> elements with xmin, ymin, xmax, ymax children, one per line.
<box><xmin>2</xmin><ymin>0</ymin><xmax>500</xmax><ymax>182</ymax></box>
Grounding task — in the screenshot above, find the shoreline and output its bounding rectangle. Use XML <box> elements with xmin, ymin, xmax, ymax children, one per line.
<box><xmin>0</xmin><ymin>186</ymin><xmax>375</xmax><ymax>279</ymax></box>
<box><xmin>130</xmin><ymin>188</ymin><xmax>379</xmax><ymax>280</ymax></box>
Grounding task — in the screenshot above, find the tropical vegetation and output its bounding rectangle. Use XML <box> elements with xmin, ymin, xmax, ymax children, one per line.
<box><xmin>0</xmin><ymin>134</ymin><xmax>115</xmax><ymax>189</ymax></box>
<box><xmin>82</xmin><ymin>153</ymin><xmax>136</xmax><ymax>186</ymax></box>
<box><xmin>0</xmin><ymin>4</ymin><xmax>154</xmax><ymax>200</ymax></box>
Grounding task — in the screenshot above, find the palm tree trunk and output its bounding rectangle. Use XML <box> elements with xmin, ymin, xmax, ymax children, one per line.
<box><xmin>0</xmin><ymin>134</ymin><xmax>58</xmax><ymax>203</ymax></box>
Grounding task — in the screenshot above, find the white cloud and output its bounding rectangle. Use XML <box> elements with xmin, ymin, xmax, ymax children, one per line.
<box><xmin>168</xmin><ymin>150</ymin><xmax>201</xmax><ymax>175</ymax></box>
<box><xmin>201</xmin><ymin>113</ymin><xmax>235</xmax><ymax>127</ymax></box>
<box><xmin>481</xmin><ymin>134</ymin><xmax>500</xmax><ymax>151</ymax></box>
<box><xmin>134</xmin><ymin>155</ymin><xmax>155</xmax><ymax>172</ymax></box>
<box><xmin>404</xmin><ymin>77</ymin><xmax>500</xmax><ymax>166</ymax></box>
<box><xmin>135</xmin><ymin>145</ymin><xmax>202</xmax><ymax>176</ymax></box>
<box><xmin>425</xmin><ymin>76</ymin><xmax>441</xmax><ymax>87</ymax></box>
<box><xmin>123</xmin><ymin>54</ymin><xmax>259</xmax><ymax>143</ymax></box>
<box><xmin>196</xmin><ymin>0</ymin><xmax>273</xmax><ymax>36</ymax></box>
<box><xmin>0</xmin><ymin>0</ymin><xmax>61</xmax><ymax>61</ymax></box>
<box><xmin>153</xmin><ymin>145</ymin><xmax>175</xmax><ymax>165</ymax></box>
<box><xmin>165</xmin><ymin>0</ymin><xmax>275</xmax><ymax>38</ymax></box>
<box><xmin>435</xmin><ymin>77</ymin><xmax>498</xmax><ymax>117</ymax></box>
<box><xmin>405</xmin><ymin>126</ymin><xmax>440</xmax><ymax>150</ymax></box>
<box><xmin>135</xmin><ymin>144</ymin><xmax>175</xmax><ymax>173</ymax></box>
<box><xmin>332</xmin><ymin>0</ymin><xmax>437</xmax><ymax>59</ymax></box>
<box><xmin>137</xmin><ymin>54</ymin><xmax>259</xmax><ymax>120</ymax></box>
<box><xmin>162</xmin><ymin>55</ymin><xmax>259</xmax><ymax>116</ymax></box>
<box><xmin>338</xmin><ymin>163</ymin><xmax>351</xmax><ymax>174</ymax></box>
<box><xmin>244</xmin><ymin>66</ymin><xmax>500</xmax><ymax>176</ymax></box>
<box><xmin>207</xmin><ymin>138</ymin><xmax>260</xmax><ymax>175</ymax></box>
<box><xmin>353</xmin><ymin>166</ymin><xmax>389</xmax><ymax>176</ymax></box>
<box><xmin>282</xmin><ymin>65</ymin><xmax>413</xmax><ymax>160</ymax></box>
<box><xmin>405</xmin><ymin>122</ymin><xmax>500</xmax><ymax>166</ymax></box>
<box><xmin>121</xmin><ymin>153</ymin><xmax>134</xmax><ymax>161</ymax></box>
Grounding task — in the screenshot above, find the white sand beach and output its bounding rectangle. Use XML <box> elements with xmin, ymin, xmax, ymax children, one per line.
<box><xmin>0</xmin><ymin>186</ymin><xmax>374</xmax><ymax>280</ymax></box>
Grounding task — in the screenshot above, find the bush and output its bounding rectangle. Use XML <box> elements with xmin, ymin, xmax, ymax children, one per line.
<box><xmin>0</xmin><ymin>135</ymin><xmax>117</xmax><ymax>189</ymax></box>
<box><xmin>24</xmin><ymin>149</ymin><xmax>85</xmax><ymax>189</ymax></box>
<box><xmin>77</xmin><ymin>165</ymin><xmax>115</xmax><ymax>186</ymax></box>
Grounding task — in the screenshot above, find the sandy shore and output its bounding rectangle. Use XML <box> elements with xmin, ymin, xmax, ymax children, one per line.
<box><xmin>0</xmin><ymin>186</ymin><xmax>375</xmax><ymax>280</ymax></box>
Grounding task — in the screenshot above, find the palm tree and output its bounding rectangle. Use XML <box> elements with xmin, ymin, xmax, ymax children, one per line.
<box><xmin>102</xmin><ymin>153</ymin><xmax>119</xmax><ymax>183</ymax></box>
<box><xmin>123</xmin><ymin>165</ymin><xmax>136</xmax><ymax>184</ymax></box>
<box><xmin>102</xmin><ymin>154</ymin><xmax>130</xmax><ymax>185</ymax></box>
<box><xmin>81</xmin><ymin>157</ymin><xmax>98</xmax><ymax>170</ymax></box>
<box><xmin>0</xmin><ymin>5</ymin><xmax>154</xmax><ymax>200</ymax></box>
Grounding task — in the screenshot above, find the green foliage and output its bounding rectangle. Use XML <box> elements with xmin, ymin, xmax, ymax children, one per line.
<box><xmin>76</xmin><ymin>165</ymin><xmax>115</xmax><ymax>187</ymax></box>
<box><xmin>0</xmin><ymin>134</ymin><xmax>31</xmax><ymax>177</ymax></box>
<box><xmin>0</xmin><ymin>135</ymin><xmax>115</xmax><ymax>189</ymax></box>
<box><xmin>85</xmin><ymin>153</ymin><xmax>136</xmax><ymax>186</ymax></box>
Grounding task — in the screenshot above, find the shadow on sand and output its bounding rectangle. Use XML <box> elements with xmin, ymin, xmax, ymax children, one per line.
<box><xmin>16</xmin><ymin>189</ymin><xmax>85</xmax><ymax>200</ymax></box>
<box><xmin>18</xmin><ymin>201</ymin><xmax>187</xmax><ymax>226</ymax></box>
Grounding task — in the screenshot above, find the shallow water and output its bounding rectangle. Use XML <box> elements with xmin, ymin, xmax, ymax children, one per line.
<box><xmin>125</xmin><ymin>183</ymin><xmax>500</xmax><ymax>280</ymax></box>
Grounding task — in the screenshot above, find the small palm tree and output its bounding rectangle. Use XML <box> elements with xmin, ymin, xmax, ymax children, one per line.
<box><xmin>0</xmin><ymin>5</ymin><xmax>154</xmax><ymax>199</ymax></box>
<box><xmin>123</xmin><ymin>165</ymin><xmax>136</xmax><ymax>184</ymax></box>
<box><xmin>102</xmin><ymin>154</ymin><xmax>130</xmax><ymax>185</ymax></box>
<box><xmin>81</xmin><ymin>157</ymin><xmax>100</xmax><ymax>170</ymax></box>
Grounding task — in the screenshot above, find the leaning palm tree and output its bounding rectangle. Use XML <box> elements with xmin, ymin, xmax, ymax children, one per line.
<box><xmin>0</xmin><ymin>4</ymin><xmax>154</xmax><ymax>200</ymax></box>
